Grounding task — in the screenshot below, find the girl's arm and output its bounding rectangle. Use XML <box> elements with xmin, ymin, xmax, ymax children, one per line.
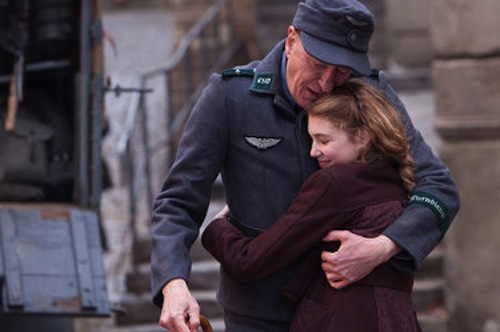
<box><xmin>202</xmin><ymin>169</ymin><xmax>350</xmax><ymax>281</ymax></box>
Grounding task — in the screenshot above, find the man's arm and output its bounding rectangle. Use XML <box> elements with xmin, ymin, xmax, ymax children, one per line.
<box><xmin>150</xmin><ymin>74</ymin><xmax>229</xmax><ymax>326</ymax></box>
<box><xmin>377</xmin><ymin>70</ymin><xmax>460</xmax><ymax>271</ymax></box>
<box><xmin>321</xmin><ymin>71</ymin><xmax>460</xmax><ymax>288</ymax></box>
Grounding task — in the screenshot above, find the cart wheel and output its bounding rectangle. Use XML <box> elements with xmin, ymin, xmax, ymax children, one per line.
<box><xmin>200</xmin><ymin>314</ymin><xmax>214</xmax><ymax>332</ymax></box>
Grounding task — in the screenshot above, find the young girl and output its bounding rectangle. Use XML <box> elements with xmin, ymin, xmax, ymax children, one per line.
<box><xmin>202</xmin><ymin>79</ymin><xmax>422</xmax><ymax>332</ymax></box>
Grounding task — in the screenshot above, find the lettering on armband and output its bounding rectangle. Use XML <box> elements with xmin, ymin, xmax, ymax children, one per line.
<box><xmin>409</xmin><ymin>192</ymin><xmax>450</xmax><ymax>235</ymax></box>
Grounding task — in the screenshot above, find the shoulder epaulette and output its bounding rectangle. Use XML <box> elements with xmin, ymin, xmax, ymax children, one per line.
<box><xmin>221</xmin><ymin>68</ymin><xmax>255</xmax><ymax>78</ymax></box>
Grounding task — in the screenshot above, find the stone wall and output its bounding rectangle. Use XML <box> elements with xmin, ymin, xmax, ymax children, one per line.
<box><xmin>385</xmin><ymin>0</ymin><xmax>432</xmax><ymax>69</ymax></box>
<box><xmin>428</xmin><ymin>0</ymin><xmax>500</xmax><ymax>331</ymax></box>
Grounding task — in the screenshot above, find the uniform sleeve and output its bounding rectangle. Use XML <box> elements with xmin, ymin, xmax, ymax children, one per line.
<box><xmin>150</xmin><ymin>73</ymin><xmax>229</xmax><ymax>307</ymax></box>
<box><xmin>368</xmin><ymin>71</ymin><xmax>460</xmax><ymax>272</ymax></box>
<box><xmin>201</xmin><ymin>170</ymin><xmax>350</xmax><ymax>282</ymax></box>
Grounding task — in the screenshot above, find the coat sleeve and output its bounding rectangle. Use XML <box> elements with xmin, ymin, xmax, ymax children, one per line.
<box><xmin>368</xmin><ymin>71</ymin><xmax>461</xmax><ymax>272</ymax></box>
<box><xmin>202</xmin><ymin>170</ymin><xmax>350</xmax><ymax>282</ymax></box>
<box><xmin>150</xmin><ymin>74</ymin><xmax>229</xmax><ymax>307</ymax></box>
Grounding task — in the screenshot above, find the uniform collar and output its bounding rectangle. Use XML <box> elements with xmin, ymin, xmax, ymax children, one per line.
<box><xmin>280</xmin><ymin>51</ymin><xmax>297</xmax><ymax>108</ymax></box>
<box><xmin>249</xmin><ymin>40</ymin><xmax>302</xmax><ymax>118</ymax></box>
<box><xmin>249</xmin><ymin>40</ymin><xmax>286</xmax><ymax>95</ymax></box>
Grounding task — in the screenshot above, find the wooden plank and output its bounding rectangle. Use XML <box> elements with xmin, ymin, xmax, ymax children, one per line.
<box><xmin>70</xmin><ymin>210</ymin><xmax>97</xmax><ymax>311</ymax></box>
<box><xmin>0</xmin><ymin>210</ymin><xmax>24</xmax><ymax>308</ymax></box>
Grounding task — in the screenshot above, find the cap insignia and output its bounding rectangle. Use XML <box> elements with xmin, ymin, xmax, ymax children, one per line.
<box><xmin>346</xmin><ymin>15</ymin><xmax>369</xmax><ymax>27</ymax></box>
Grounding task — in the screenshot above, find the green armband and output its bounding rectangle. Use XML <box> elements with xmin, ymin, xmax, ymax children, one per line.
<box><xmin>409</xmin><ymin>192</ymin><xmax>450</xmax><ymax>234</ymax></box>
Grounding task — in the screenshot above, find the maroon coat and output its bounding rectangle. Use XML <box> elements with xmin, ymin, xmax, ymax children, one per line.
<box><xmin>202</xmin><ymin>162</ymin><xmax>422</xmax><ymax>332</ymax></box>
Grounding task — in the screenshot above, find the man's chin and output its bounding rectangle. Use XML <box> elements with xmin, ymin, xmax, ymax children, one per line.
<box><xmin>299</xmin><ymin>99</ymin><xmax>316</xmax><ymax>111</ymax></box>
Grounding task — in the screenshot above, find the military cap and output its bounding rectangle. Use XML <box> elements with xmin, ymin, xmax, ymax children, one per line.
<box><xmin>292</xmin><ymin>0</ymin><xmax>375</xmax><ymax>76</ymax></box>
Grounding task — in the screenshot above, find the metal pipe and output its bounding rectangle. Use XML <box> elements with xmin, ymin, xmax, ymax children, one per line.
<box><xmin>78</xmin><ymin>0</ymin><xmax>92</xmax><ymax>207</ymax></box>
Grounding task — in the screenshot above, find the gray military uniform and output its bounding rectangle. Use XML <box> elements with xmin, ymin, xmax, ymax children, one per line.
<box><xmin>151</xmin><ymin>40</ymin><xmax>460</xmax><ymax>323</ymax></box>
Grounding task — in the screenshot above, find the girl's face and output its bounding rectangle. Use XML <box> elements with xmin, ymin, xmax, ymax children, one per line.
<box><xmin>308</xmin><ymin>116</ymin><xmax>369</xmax><ymax>168</ymax></box>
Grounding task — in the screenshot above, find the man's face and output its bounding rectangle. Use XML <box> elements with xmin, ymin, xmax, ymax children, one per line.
<box><xmin>285</xmin><ymin>27</ymin><xmax>352</xmax><ymax>110</ymax></box>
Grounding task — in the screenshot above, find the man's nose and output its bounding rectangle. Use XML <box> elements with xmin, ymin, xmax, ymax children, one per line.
<box><xmin>318</xmin><ymin>67</ymin><xmax>337</xmax><ymax>93</ymax></box>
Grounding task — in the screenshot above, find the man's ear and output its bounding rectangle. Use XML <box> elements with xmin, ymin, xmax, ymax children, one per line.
<box><xmin>285</xmin><ymin>26</ymin><xmax>299</xmax><ymax>56</ymax></box>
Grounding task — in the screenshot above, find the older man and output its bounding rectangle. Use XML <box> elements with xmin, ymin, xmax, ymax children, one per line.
<box><xmin>150</xmin><ymin>0</ymin><xmax>460</xmax><ymax>331</ymax></box>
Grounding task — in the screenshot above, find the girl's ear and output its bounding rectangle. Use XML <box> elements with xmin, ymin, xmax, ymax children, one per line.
<box><xmin>355</xmin><ymin>129</ymin><xmax>372</xmax><ymax>162</ymax></box>
<box><xmin>357</xmin><ymin>129</ymin><xmax>372</xmax><ymax>149</ymax></box>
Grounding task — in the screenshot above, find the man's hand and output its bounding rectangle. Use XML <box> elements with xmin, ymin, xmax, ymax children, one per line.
<box><xmin>321</xmin><ymin>230</ymin><xmax>401</xmax><ymax>289</ymax></box>
<box><xmin>158</xmin><ymin>278</ymin><xmax>200</xmax><ymax>331</ymax></box>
